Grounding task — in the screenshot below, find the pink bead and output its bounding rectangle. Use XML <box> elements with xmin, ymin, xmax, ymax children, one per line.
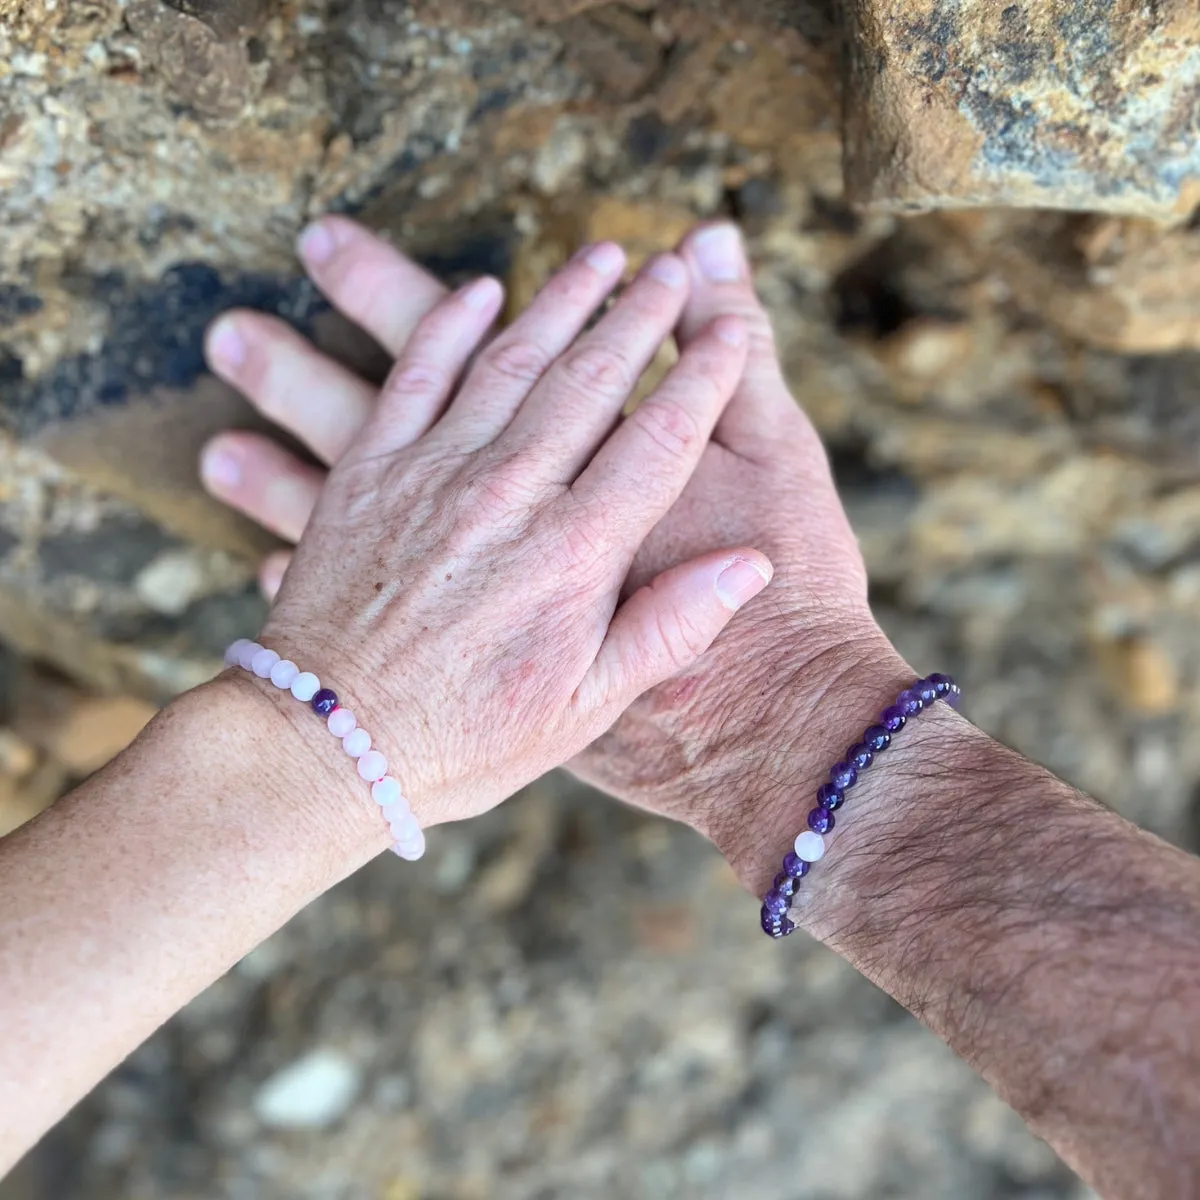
<box><xmin>251</xmin><ymin>648</ymin><xmax>280</xmax><ymax>678</ymax></box>
<box><xmin>371</xmin><ymin>776</ymin><xmax>404</xmax><ymax>810</ymax></box>
<box><xmin>270</xmin><ymin>660</ymin><xmax>299</xmax><ymax>689</ymax></box>
<box><xmin>392</xmin><ymin>829</ymin><xmax>426</xmax><ymax>862</ymax></box>
<box><xmin>290</xmin><ymin>672</ymin><xmax>320</xmax><ymax>702</ymax></box>
<box><xmin>388</xmin><ymin>809</ymin><xmax>420</xmax><ymax>841</ymax></box>
<box><xmin>342</xmin><ymin>728</ymin><xmax>370</xmax><ymax>758</ymax></box>
<box><xmin>327</xmin><ymin>708</ymin><xmax>357</xmax><ymax>738</ymax></box>
<box><xmin>357</xmin><ymin>750</ymin><xmax>388</xmax><ymax>782</ymax></box>
<box><xmin>237</xmin><ymin>641</ymin><xmax>263</xmax><ymax>670</ymax></box>
<box><xmin>225</xmin><ymin>639</ymin><xmax>250</xmax><ymax>666</ymax></box>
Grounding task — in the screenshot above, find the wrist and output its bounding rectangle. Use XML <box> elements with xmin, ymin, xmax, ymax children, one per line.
<box><xmin>187</xmin><ymin>671</ymin><xmax>391</xmax><ymax>872</ymax></box>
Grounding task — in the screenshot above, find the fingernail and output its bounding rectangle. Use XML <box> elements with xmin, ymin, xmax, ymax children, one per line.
<box><xmin>647</xmin><ymin>254</ymin><xmax>687</xmax><ymax>289</ymax></box>
<box><xmin>585</xmin><ymin>242</ymin><xmax>625</xmax><ymax>276</ymax></box>
<box><xmin>693</xmin><ymin>225</ymin><xmax>745</xmax><ymax>283</ymax></box>
<box><xmin>201</xmin><ymin>446</ymin><xmax>242</xmax><ymax>490</ymax></box>
<box><xmin>461</xmin><ymin>276</ymin><xmax>502</xmax><ymax>311</ymax></box>
<box><xmin>260</xmin><ymin>556</ymin><xmax>287</xmax><ymax>600</ymax></box>
<box><xmin>297</xmin><ymin>222</ymin><xmax>336</xmax><ymax>266</ymax></box>
<box><xmin>207</xmin><ymin>318</ymin><xmax>245</xmax><ymax>370</ymax></box>
<box><xmin>716</xmin><ymin>558</ymin><xmax>772</xmax><ymax>611</ymax></box>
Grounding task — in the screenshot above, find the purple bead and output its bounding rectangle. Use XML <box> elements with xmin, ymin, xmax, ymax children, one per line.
<box><xmin>760</xmin><ymin>907</ymin><xmax>782</xmax><ymax>933</ymax></box>
<box><xmin>846</xmin><ymin>743</ymin><xmax>873</xmax><ymax>772</ymax></box>
<box><xmin>863</xmin><ymin>724</ymin><xmax>891</xmax><ymax>753</ymax></box>
<box><xmin>778</xmin><ymin>916</ymin><xmax>796</xmax><ymax>937</ymax></box>
<box><xmin>830</xmin><ymin>761</ymin><xmax>857</xmax><ymax>791</ymax></box>
<box><xmin>945</xmin><ymin>683</ymin><xmax>963</xmax><ymax>708</ymax></box>
<box><xmin>807</xmin><ymin>807</ymin><xmax>834</xmax><ymax>834</ymax></box>
<box><xmin>311</xmin><ymin>688</ymin><xmax>339</xmax><ymax>717</ymax></box>
<box><xmin>773</xmin><ymin>871</ymin><xmax>798</xmax><ymax>897</ymax></box>
<box><xmin>782</xmin><ymin>852</ymin><xmax>811</xmax><ymax>879</ymax></box>
<box><xmin>881</xmin><ymin>705</ymin><xmax>907</xmax><ymax>733</ymax></box>
<box><xmin>817</xmin><ymin>782</ymin><xmax>845</xmax><ymax>811</ymax></box>
<box><xmin>927</xmin><ymin>673</ymin><xmax>955</xmax><ymax>698</ymax></box>
<box><xmin>897</xmin><ymin>688</ymin><xmax>924</xmax><ymax>717</ymax></box>
<box><xmin>915</xmin><ymin>678</ymin><xmax>939</xmax><ymax>705</ymax></box>
<box><xmin>764</xmin><ymin>889</ymin><xmax>790</xmax><ymax>916</ymax></box>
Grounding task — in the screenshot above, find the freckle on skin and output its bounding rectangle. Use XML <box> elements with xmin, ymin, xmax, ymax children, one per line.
<box><xmin>373</xmin><ymin>581</ymin><xmax>383</xmax><ymax>593</ymax></box>
<box><xmin>445</xmin><ymin>573</ymin><xmax>453</xmax><ymax>582</ymax></box>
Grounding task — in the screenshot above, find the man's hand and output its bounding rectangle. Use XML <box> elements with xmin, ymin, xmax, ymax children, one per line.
<box><xmin>202</xmin><ymin>217</ymin><xmax>898</xmax><ymax>854</ymax></box>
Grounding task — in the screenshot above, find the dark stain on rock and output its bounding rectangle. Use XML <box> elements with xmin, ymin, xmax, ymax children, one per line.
<box><xmin>1</xmin><ymin>264</ymin><xmax>327</xmax><ymax>436</ymax></box>
<box><xmin>40</xmin><ymin>513</ymin><xmax>178</xmax><ymax>586</ymax></box>
<box><xmin>0</xmin><ymin>285</ymin><xmax>43</xmax><ymax>327</ymax></box>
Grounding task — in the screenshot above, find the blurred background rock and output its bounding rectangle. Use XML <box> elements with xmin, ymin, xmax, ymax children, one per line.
<box><xmin>2</xmin><ymin>0</ymin><xmax>1197</xmax><ymax>1195</ymax></box>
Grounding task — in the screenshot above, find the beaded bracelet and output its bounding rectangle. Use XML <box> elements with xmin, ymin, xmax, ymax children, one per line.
<box><xmin>761</xmin><ymin>673</ymin><xmax>961</xmax><ymax>939</ymax></box>
<box><xmin>224</xmin><ymin>638</ymin><xmax>426</xmax><ymax>861</ymax></box>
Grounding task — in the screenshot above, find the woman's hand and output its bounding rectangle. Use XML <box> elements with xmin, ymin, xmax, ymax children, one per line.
<box><xmin>231</xmin><ymin>240</ymin><xmax>773</xmax><ymax>830</ymax></box>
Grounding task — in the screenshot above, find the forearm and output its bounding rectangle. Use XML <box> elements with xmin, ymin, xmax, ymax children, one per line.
<box><xmin>709</xmin><ymin>642</ymin><xmax>1200</xmax><ymax>1199</ymax></box>
<box><xmin>0</xmin><ymin>675</ymin><xmax>386</xmax><ymax>1171</ymax></box>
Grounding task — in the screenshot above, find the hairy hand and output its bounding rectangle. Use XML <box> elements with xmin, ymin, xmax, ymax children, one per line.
<box><xmin>203</xmin><ymin>218</ymin><xmax>887</xmax><ymax>842</ymax></box>
<box><xmin>213</xmin><ymin>241</ymin><xmax>775</xmax><ymax>829</ymax></box>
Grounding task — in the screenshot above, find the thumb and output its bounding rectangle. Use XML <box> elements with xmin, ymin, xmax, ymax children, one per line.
<box><xmin>580</xmin><ymin>550</ymin><xmax>774</xmax><ymax>712</ymax></box>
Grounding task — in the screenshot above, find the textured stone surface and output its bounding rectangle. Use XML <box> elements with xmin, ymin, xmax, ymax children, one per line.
<box><xmin>0</xmin><ymin>1</ymin><xmax>1198</xmax><ymax>1196</ymax></box>
<box><xmin>844</xmin><ymin>0</ymin><xmax>1200</xmax><ymax>219</ymax></box>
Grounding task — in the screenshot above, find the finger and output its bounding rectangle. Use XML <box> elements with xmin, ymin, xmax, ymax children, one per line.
<box><xmin>199</xmin><ymin>433</ymin><xmax>322</xmax><ymax>543</ymax></box>
<box><xmin>675</xmin><ymin>222</ymin><xmax>799</xmax><ymax>454</ymax></box>
<box><xmin>205</xmin><ymin>311</ymin><xmax>375</xmax><ymax>465</ymax></box>
<box><xmin>296</xmin><ymin>216</ymin><xmax>450</xmax><ymax>356</ymax></box>
<box><xmin>259</xmin><ymin>550</ymin><xmax>291</xmax><ymax>601</ymax></box>
<box><xmin>502</xmin><ymin>253</ymin><xmax>689</xmax><ymax>480</ymax></box>
<box><xmin>572</xmin><ymin>317</ymin><xmax>748</xmax><ymax>542</ymax></box>
<box><xmin>359</xmin><ymin>277</ymin><xmax>506</xmax><ymax>453</ymax></box>
<box><xmin>438</xmin><ymin>242</ymin><xmax>626</xmax><ymax>446</ymax></box>
<box><xmin>578</xmin><ymin>550</ymin><xmax>773</xmax><ymax>712</ymax></box>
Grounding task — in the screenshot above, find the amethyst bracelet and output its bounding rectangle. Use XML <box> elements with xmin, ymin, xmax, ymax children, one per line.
<box><xmin>761</xmin><ymin>673</ymin><xmax>961</xmax><ymax>940</ymax></box>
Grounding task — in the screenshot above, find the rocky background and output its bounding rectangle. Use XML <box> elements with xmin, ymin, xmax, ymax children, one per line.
<box><xmin>3</xmin><ymin>0</ymin><xmax>1199</xmax><ymax>1195</ymax></box>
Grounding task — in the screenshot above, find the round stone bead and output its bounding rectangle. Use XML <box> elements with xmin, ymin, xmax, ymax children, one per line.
<box><xmin>897</xmin><ymin>688</ymin><xmax>924</xmax><ymax>717</ymax></box>
<box><xmin>846</xmin><ymin>743</ymin><xmax>873</xmax><ymax>772</ymax></box>
<box><xmin>328</xmin><ymin>708</ymin><xmax>357</xmax><ymax>738</ymax></box>
<box><xmin>916</xmin><ymin>678</ymin><xmax>939</xmax><ymax>705</ymax></box>
<box><xmin>773</xmin><ymin>871</ymin><xmax>798</xmax><ymax>897</ymax></box>
<box><xmin>357</xmin><ymin>749</ymin><xmax>388</xmax><ymax>782</ymax></box>
<box><xmin>270</xmin><ymin>659</ymin><xmax>300</xmax><ymax>690</ymax></box>
<box><xmin>946</xmin><ymin>682</ymin><xmax>963</xmax><ymax>708</ymax></box>
<box><xmin>881</xmin><ymin>706</ymin><xmax>907</xmax><ymax>733</ymax></box>
<box><xmin>817</xmin><ymin>783</ymin><xmax>845</xmax><ymax>811</ymax></box>
<box><xmin>225</xmin><ymin>639</ymin><xmax>251</xmax><ymax>666</ymax></box>
<box><xmin>764</xmin><ymin>889</ymin><xmax>790</xmax><ymax>916</ymax></box>
<box><xmin>342</xmin><ymin>728</ymin><xmax>371</xmax><ymax>758</ymax></box>
<box><xmin>291</xmin><ymin>672</ymin><xmax>320</xmax><ymax>703</ymax></box>
<box><xmin>393</xmin><ymin>829</ymin><xmax>427</xmax><ymax>862</ymax></box>
<box><xmin>236</xmin><ymin>641</ymin><xmax>263</xmax><ymax>670</ymax></box>
<box><xmin>863</xmin><ymin>725</ymin><xmax>891</xmax><ymax>753</ymax></box>
<box><xmin>927</xmin><ymin>673</ymin><xmax>954</xmax><ymax>698</ymax></box>
<box><xmin>388</xmin><ymin>808</ymin><xmax>421</xmax><ymax>842</ymax></box>
<box><xmin>311</xmin><ymin>688</ymin><xmax>339</xmax><ymax>717</ymax></box>
<box><xmin>794</xmin><ymin>830</ymin><xmax>826</xmax><ymax>862</ymax></box>
<box><xmin>830</xmin><ymin>761</ymin><xmax>857</xmax><ymax>791</ymax></box>
<box><xmin>782</xmin><ymin>852</ymin><xmax>811</xmax><ymax>879</ymax></box>
<box><xmin>371</xmin><ymin>776</ymin><xmax>404</xmax><ymax>811</ymax></box>
<box><xmin>760</xmin><ymin>906</ymin><xmax>780</xmax><ymax>932</ymax></box>
<box><xmin>251</xmin><ymin>648</ymin><xmax>280</xmax><ymax>678</ymax></box>
<box><xmin>808</xmin><ymin>807</ymin><xmax>834</xmax><ymax>834</ymax></box>
<box><xmin>776</xmin><ymin>916</ymin><xmax>796</xmax><ymax>937</ymax></box>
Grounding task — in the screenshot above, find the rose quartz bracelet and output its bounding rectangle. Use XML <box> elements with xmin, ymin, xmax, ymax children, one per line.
<box><xmin>224</xmin><ymin>638</ymin><xmax>426</xmax><ymax>861</ymax></box>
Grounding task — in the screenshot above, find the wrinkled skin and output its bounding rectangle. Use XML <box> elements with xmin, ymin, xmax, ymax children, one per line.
<box><xmin>203</xmin><ymin>218</ymin><xmax>884</xmax><ymax>838</ymax></box>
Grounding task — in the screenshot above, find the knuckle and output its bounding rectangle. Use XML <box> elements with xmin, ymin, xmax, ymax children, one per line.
<box><xmin>482</xmin><ymin>338</ymin><xmax>550</xmax><ymax>388</ymax></box>
<box><xmin>631</xmin><ymin>397</ymin><xmax>702</xmax><ymax>460</ymax></box>
<box><xmin>560</xmin><ymin>344</ymin><xmax>633</xmax><ymax>396</ymax></box>
<box><xmin>455</xmin><ymin>454</ymin><xmax>542</xmax><ymax>527</ymax></box>
<box><xmin>384</xmin><ymin>360</ymin><xmax>444</xmax><ymax>400</ymax></box>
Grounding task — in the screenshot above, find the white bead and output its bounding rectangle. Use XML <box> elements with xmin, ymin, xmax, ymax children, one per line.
<box><xmin>327</xmin><ymin>708</ymin><xmax>357</xmax><ymax>738</ymax></box>
<box><xmin>225</xmin><ymin>638</ymin><xmax>250</xmax><ymax>666</ymax></box>
<box><xmin>290</xmin><ymin>672</ymin><xmax>320</xmax><ymax>702</ymax></box>
<box><xmin>237</xmin><ymin>641</ymin><xmax>263</xmax><ymax>670</ymax></box>
<box><xmin>371</xmin><ymin>776</ymin><xmax>403</xmax><ymax>810</ymax></box>
<box><xmin>388</xmin><ymin>809</ymin><xmax>420</xmax><ymax>842</ymax></box>
<box><xmin>270</xmin><ymin>660</ymin><xmax>299</xmax><ymax>689</ymax></box>
<box><xmin>357</xmin><ymin>750</ymin><xmax>388</xmax><ymax>782</ymax></box>
<box><xmin>392</xmin><ymin>828</ymin><xmax>426</xmax><ymax>861</ymax></box>
<box><xmin>251</xmin><ymin>648</ymin><xmax>280</xmax><ymax>678</ymax></box>
<box><xmin>794</xmin><ymin>831</ymin><xmax>826</xmax><ymax>863</ymax></box>
<box><xmin>342</xmin><ymin>728</ymin><xmax>370</xmax><ymax>758</ymax></box>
